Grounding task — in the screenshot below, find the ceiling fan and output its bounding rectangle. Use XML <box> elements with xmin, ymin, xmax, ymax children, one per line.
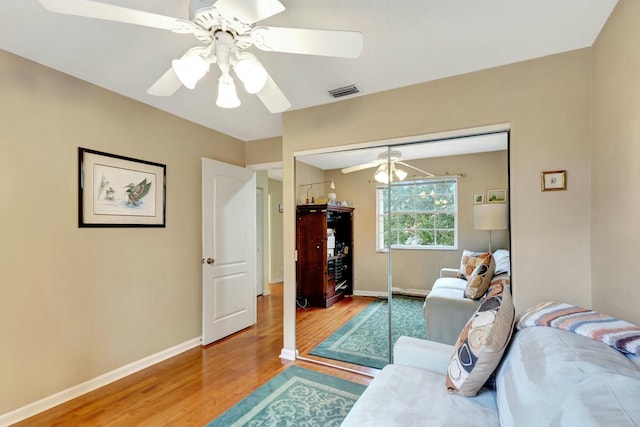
<box><xmin>341</xmin><ymin>150</ymin><xmax>434</xmax><ymax>183</ymax></box>
<box><xmin>37</xmin><ymin>0</ymin><xmax>364</xmax><ymax>113</ymax></box>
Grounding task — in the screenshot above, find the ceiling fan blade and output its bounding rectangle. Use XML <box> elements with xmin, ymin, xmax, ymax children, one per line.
<box><xmin>38</xmin><ymin>0</ymin><xmax>196</xmax><ymax>33</ymax></box>
<box><xmin>213</xmin><ymin>0</ymin><xmax>285</xmax><ymax>24</ymax></box>
<box><xmin>147</xmin><ymin>67</ymin><xmax>182</xmax><ymax>96</ymax></box>
<box><xmin>341</xmin><ymin>160</ymin><xmax>383</xmax><ymax>174</ymax></box>
<box><xmin>396</xmin><ymin>161</ymin><xmax>434</xmax><ymax>177</ymax></box>
<box><xmin>252</xmin><ymin>27</ymin><xmax>363</xmax><ymax>58</ymax></box>
<box><xmin>256</xmin><ymin>72</ymin><xmax>291</xmax><ymax>113</ymax></box>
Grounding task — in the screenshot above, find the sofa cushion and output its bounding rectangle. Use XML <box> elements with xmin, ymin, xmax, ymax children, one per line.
<box><xmin>341</xmin><ymin>364</ymin><xmax>499</xmax><ymax>427</ymax></box>
<box><xmin>464</xmin><ymin>255</ymin><xmax>496</xmax><ymax>300</ymax></box>
<box><xmin>431</xmin><ymin>277</ymin><xmax>468</xmax><ymax>292</ymax></box>
<box><xmin>495</xmin><ymin>327</ymin><xmax>640</xmax><ymax>427</ymax></box>
<box><xmin>446</xmin><ymin>284</ymin><xmax>515</xmax><ymax>396</ymax></box>
<box><xmin>457</xmin><ymin>250</ymin><xmax>492</xmax><ymax>280</ymax></box>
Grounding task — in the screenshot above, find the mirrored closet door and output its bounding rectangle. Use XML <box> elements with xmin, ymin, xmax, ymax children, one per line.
<box><xmin>293</xmin><ymin>131</ymin><xmax>510</xmax><ymax>373</ymax></box>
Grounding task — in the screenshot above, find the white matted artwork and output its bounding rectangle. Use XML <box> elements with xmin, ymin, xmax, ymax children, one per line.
<box><xmin>486</xmin><ymin>188</ymin><xmax>507</xmax><ymax>203</ymax></box>
<box><xmin>541</xmin><ymin>170</ymin><xmax>567</xmax><ymax>191</ymax></box>
<box><xmin>79</xmin><ymin>148</ymin><xmax>166</xmax><ymax>227</ymax></box>
<box><xmin>474</xmin><ymin>193</ymin><xmax>484</xmax><ymax>204</ymax></box>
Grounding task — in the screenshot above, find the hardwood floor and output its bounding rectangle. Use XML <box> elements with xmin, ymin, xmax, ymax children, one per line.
<box><xmin>14</xmin><ymin>284</ymin><xmax>374</xmax><ymax>426</ymax></box>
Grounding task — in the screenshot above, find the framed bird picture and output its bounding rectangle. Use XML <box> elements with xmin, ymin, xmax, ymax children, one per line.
<box><xmin>78</xmin><ymin>148</ymin><xmax>166</xmax><ymax>227</ymax></box>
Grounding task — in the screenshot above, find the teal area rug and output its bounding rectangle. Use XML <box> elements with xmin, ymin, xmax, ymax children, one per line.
<box><xmin>309</xmin><ymin>296</ymin><xmax>426</xmax><ymax>369</ymax></box>
<box><xmin>207</xmin><ymin>366</ymin><xmax>366</xmax><ymax>427</ymax></box>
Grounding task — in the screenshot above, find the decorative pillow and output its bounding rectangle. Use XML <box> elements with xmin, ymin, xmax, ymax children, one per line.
<box><xmin>492</xmin><ymin>249</ymin><xmax>511</xmax><ymax>275</ymax></box>
<box><xmin>464</xmin><ymin>255</ymin><xmax>496</xmax><ymax>300</ymax></box>
<box><xmin>516</xmin><ymin>302</ymin><xmax>640</xmax><ymax>355</ymax></box>
<box><xmin>445</xmin><ymin>283</ymin><xmax>515</xmax><ymax>397</ymax></box>
<box><xmin>457</xmin><ymin>250</ymin><xmax>492</xmax><ymax>280</ymax></box>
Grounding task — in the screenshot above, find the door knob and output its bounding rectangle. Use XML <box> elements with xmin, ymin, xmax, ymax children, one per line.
<box><xmin>202</xmin><ymin>258</ymin><xmax>215</xmax><ymax>265</ymax></box>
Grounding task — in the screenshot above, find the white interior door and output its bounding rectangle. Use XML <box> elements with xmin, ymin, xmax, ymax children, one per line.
<box><xmin>202</xmin><ymin>158</ymin><xmax>256</xmax><ymax>345</ymax></box>
<box><xmin>256</xmin><ymin>187</ymin><xmax>264</xmax><ymax>296</ymax></box>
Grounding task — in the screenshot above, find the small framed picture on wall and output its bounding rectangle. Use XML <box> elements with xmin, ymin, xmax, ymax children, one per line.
<box><xmin>541</xmin><ymin>170</ymin><xmax>567</xmax><ymax>191</ymax></box>
<box><xmin>486</xmin><ymin>189</ymin><xmax>507</xmax><ymax>203</ymax></box>
<box><xmin>473</xmin><ymin>193</ymin><xmax>484</xmax><ymax>204</ymax></box>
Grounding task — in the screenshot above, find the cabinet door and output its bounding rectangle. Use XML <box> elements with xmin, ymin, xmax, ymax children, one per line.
<box><xmin>296</xmin><ymin>211</ymin><xmax>327</xmax><ymax>301</ymax></box>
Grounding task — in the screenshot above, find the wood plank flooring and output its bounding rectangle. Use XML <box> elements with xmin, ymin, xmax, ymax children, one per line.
<box><xmin>13</xmin><ymin>284</ymin><xmax>375</xmax><ymax>426</ymax></box>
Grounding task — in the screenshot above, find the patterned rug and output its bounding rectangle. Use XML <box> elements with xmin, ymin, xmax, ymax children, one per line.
<box><xmin>309</xmin><ymin>296</ymin><xmax>426</xmax><ymax>369</ymax></box>
<box><xmin>207</xmin><ymin>366</ymin><xmax>366</xmax><ymax>427</ymax></box>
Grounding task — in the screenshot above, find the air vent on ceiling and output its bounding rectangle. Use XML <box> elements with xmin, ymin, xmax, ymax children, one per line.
<box><xmin>328</xmin><ymin>84</ymin><xmax>360</xmax><ymax>98</ymax></box>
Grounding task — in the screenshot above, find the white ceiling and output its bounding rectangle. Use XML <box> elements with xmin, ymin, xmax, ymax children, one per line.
<box><xmin>297</xmin><ymin>131</ymin><xmax>508</xmax><ymax>172</ymax></box>
<box><xmin>0</xmin><ymin>1</ymin><xmax>617</xmax><ymax>142</ymax></box>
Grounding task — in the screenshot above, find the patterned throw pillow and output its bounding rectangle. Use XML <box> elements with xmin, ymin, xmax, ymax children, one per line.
<box><xmin>457</xmin><ymin>250</ymin><xmax>492</xmax><ymax>280</ymax></box>
<box><xmin>464</xmin><ymin>255</ymin><xmax>496</xmax><ymax>300</ymax></box>
<box><xmin>445</xmin><ymin>284</ymin><xmax>515</xmax><ymax>397</ymax></box>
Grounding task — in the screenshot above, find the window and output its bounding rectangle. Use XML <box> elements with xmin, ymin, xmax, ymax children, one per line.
<box><xmin>377</xmin><ymin>178</ymin><xmax>458</xmax><ymax>250</ymax></box>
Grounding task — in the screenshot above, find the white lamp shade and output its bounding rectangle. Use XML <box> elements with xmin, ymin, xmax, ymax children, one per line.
<box><xmin>171</xmin><ymin>55</ymin><xmax>208</xmax><ymax>89</ymax></box>
<box><xmin>216</xmin><ymin>76</ymin><xmax>241</xmax><ymax>108</ymax></box>
<box><xmin>474</xmin><ymin>203</ymin><xmax>509</xmax><ymax>230</ymax></box>
<box><xmin>374</xmin><ymin>164</ymin><xmax>389</xmax><ymax>184</ymax></box>
<box><xmin>233</xmin><ymin>53</ymin><xmax>268</xmax><ymax>94</ymax></box>
<box><xmin>395</xmin><ymin>167</ymin><xmax>408</xmax><ymax>181</ymax></box>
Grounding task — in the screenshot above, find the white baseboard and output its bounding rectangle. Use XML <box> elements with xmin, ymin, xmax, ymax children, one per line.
<box><xmin>279</xmin><ymin>348</ymin><xmax>298</xmax><ymax>360</ymax></box>
<box><xmin>0</xmin><ymin>337</ymin><xmax>201</xmax><ymax>427</ymax></box>
<box><xmin>353</xmin><ymin>290</ymin><xmax>387</xmax><ymax>298</ymax></box>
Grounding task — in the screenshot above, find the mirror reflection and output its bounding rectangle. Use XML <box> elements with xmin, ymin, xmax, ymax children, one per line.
<box><xmin>294</xmin><ymin>131</ymin><xmax>510</xmax><ymax>373</ymax></box>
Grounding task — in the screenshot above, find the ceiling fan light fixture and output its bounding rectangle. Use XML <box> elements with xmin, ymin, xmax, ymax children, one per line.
<box><xmin>216</xmin><ymin>75</ymin><xmax>241</xmax><ymax>108</ymax></box>
<box><xmin>233</xmin><ymin>53</ymin><xmax>268</xmax><ymax>94</ymax></box>
<box><xmin>171</xmin><ymin>54</ymin><xmax>209</xmax><ymax>90</ymax></box>
<box><xmin>374</xmin><ymin>164</ymin><xmax>389</xmax><ymax>184</ymax></box>
<box><xmin>395</xmin><ymin>167</ymin><xmax>408</xmax><ymax>181</ymax></box>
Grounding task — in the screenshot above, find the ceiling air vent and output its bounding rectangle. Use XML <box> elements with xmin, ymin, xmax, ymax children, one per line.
<box><xmin>328</xmin><ymin>84</ymin><xmax>360</xmax><ymax>99</ymax></box>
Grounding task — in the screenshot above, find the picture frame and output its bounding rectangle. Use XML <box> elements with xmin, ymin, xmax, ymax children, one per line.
<box><xmin>541</xmin><ymin>170</ymin><xmax>567</xmax><ymax>191</ymax></box>
<box><xmin>473</xmin><ymin>193</ymin><xmax>484</xmax><ymax>204</ymax></box>
<box><xmin>79</xmin><ymin>147</ymin><xmax>166</xmax><ymax>227</ymax></box>
<box><xmin>486</xmin><ymin>188</ymin><xmax>507</xmax><ymax>203</ymax></box>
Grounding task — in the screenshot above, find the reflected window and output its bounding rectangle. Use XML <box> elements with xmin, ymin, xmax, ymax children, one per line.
<box><xmin>377</xmin><ymin>178</ymin><xmax>458</xmax><ymax>251</ymax></box>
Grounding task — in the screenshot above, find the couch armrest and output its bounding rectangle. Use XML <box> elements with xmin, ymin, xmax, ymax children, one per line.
<box><xmin>424</xmin><ymin>288</ymin><xmax>481</xmax><ymax>345</ymax></box>
<box><xmin>440</xmin><ymin>267</ymin><xmax>459</xmax><ymax>278</ymax></box>
<box><xmin>393</xmin><ymin>336</ymin><xmax>454</xmax><ymax>375</ymax></box>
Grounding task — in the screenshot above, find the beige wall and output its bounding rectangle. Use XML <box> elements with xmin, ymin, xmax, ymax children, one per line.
<box><xmin>295</xmin><ymin>160</ymin><xmax>326</xmax><ymax>204</ymax></box>
<box><xmin>591</xmin><ymin>0</ymin><xmax>640</xmax><ymax>325</ymax></box>
<box><xmin>245</xmin><ymin>137</ymin><xmax>282</xmax><ymax>166</ymax></box>
<box><xmin>0</xmin><ymin>51</ymin><xmax>244</xmax><ymax>414</ymax></box>
<box><xmin>318</xmin><ymin>150</ymin><xmax>508</xmax><ymax>295</ymax></box>
<box><xmin>268</xmin><ymin>179</ymin><xmax>284</xmax><ymax>283</ymax></box>
<box><xmin>282</xmin><ymin>48</ymin><xmax>593</xmax><ymax>351</ymax></box>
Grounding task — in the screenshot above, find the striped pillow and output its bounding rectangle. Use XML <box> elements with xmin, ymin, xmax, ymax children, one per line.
<box><xmin>517</xmin><ymin>302</ymin><xmax>640</xmax><ymax>355</ymax></box>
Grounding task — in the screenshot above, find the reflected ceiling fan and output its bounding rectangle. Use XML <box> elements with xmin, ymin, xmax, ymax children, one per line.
<box><xmin>341</xmin><ymin>150</ymin><xmax>434</xmax><ymax>183</ymax></box>
<box><xmin>37</xmin><ymin>0</ymin><xmax>364</xmax><ymax>113</ymax></box>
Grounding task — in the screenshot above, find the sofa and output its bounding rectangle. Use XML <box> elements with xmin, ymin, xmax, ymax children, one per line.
<box><xmin>342</xmin><ymin>297</ymin><xmax>640</xmax><ymax>427</ymax></box>
<box><xmin>423</xmin><ymin>249</ymin><xmax>510</xmax><ymax>345</ymax></box>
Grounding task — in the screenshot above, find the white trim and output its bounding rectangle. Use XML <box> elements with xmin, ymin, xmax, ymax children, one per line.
<box><xmin>353</xmin><ymin>290</ymin><xmax>388</xmax><ymax>298</ymax></box>
<box><xmin>296</xmin><ymin>356</ymin><xmax>376</xmax><ymax>378</ymax></box>
<box><xmin>0</xmin><ymin>337</ymin><xmax>201</xmax><ymax>427</ymax></box>
<box><xmin>246</xmin><ymin>161</ymin><xmax>283</xmax><ymax>171</ymax></box>
<box><xmin>279</xmin><ymin>348</ymin><xmax>298</xmax><ymax>360</ymax></box>
<box><xmin>293</xmin><ymin>123</ymin><xmax>511</xmax><ymax>157</ymax></box>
